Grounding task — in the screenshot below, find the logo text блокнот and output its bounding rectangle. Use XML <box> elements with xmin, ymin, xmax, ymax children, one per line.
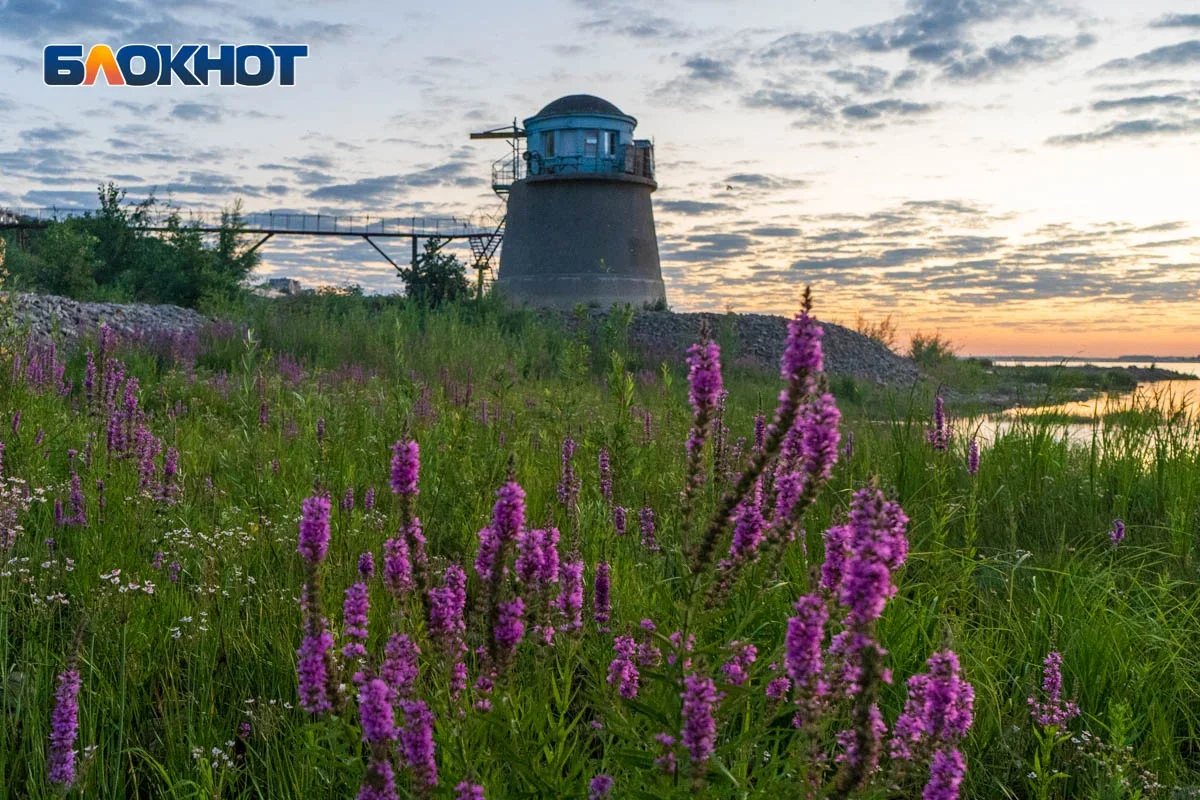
<box><xmin>43</xmin><ymin>44</ymin><xmax>309</xmax><ymax>86</ymax></box>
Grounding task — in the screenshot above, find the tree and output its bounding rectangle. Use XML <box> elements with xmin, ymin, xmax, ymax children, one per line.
<box><xmin>398</xmin><ymin>237</ymin><xmax>470</xmax><ymax>308</ymax></box>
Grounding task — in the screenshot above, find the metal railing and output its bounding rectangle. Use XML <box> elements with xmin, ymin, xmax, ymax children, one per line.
<box><xmin>0</xmin><ymin>208</ymin><xmax>493</xmax><ymax>238</ymax></box>
<box><xmin>492</xmin><ymin>142</ymin><xmax>656</xmax><ymax>189</ymax></box>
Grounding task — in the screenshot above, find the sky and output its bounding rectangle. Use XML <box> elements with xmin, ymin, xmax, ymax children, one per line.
<box><xmin>1</xmin><ymin>0</ymin><xmax>1198</xmax><ymax>356</ymax></box>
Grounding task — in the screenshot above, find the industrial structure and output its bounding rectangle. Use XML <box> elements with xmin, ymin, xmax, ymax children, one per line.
<box><xmin>471</xmin><ymin>94</ymin><xmax>666</xmax><ymax>308</ymax></box>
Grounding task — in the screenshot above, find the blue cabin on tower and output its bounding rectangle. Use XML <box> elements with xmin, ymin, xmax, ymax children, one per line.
<box><xmin>477</xmin><ymin>94</ymin><xmax>666</xmax><ymax>308</ymax></box>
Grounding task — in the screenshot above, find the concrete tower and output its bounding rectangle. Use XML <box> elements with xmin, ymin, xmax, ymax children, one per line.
<box><xmin>494</xmin><ymin>95</ymin><xmax>666</xmax><ymax>308</ymax></box>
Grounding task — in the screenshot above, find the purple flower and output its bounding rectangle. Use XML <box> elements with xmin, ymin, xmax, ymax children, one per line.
<box><xmin>892</xmin><ymin>651</ymin><xmax>975</xmax><ymax>760</ymax></box>
<box><xmin>728</xmin><ymin>495</ymin><xmax>764</xmax><ymax>561</ymax></box>
<box><xmin>47</xmin><ymin>668</ymin><xmax>82</xmax><ymax>786</ymax></box>
<box><xmin>685</xmin><ymin>339</ymin><xmax>723</xmax><ymax>453</ymax></box>
<box><xmin>1029</xmin><ymin>651</ymin><xmax>1079</xmax><ymax>727</ymax></box>
<box><xmin>785</xmin><ymin>594</ymin><xmax>828</xmax><ymax>690</ymax></box>
<box><xmin>607</xmin><ymin>636</ymin><xmax>640</xmax><ymax>698</ymax></box>
<box><xmin>316</xmin><ymin>417</ymin><xmax>325</xmax><ymax>443</ymax></box>
<box><xmin>781</xmin><ymin>310</ymin><xmax>823</xmax><ymax>384</ymax></box>
<box><xmin>455</xmin><ymin>782</ymin><xmax>485</xmax><ymax>800</ymax></box>
<box><xmin>613</xmin><ymin>506</ymin><xmax>627</xmax><ymax>536</ymax></box>
<box><xmin>259</xmin><ymin>402</ymin><xmax>269</xmax><ymax>428</ymax></box>
<box><xmin>364</xmin><ymin>488</ymin><xmax>376</xmax><ymax>510</ymax></box>
<box><xmin>654</xmin><ymin>733</ymin><xmax>677</xmax><ymax>775</ymax></box>
<box><xmin>639</xmin><ymin>506</ymin><xmax>658</xmax><ymax>551</ymax></box>
<box><xmin>342</xmin><ymin>487</ymin><xmax>355</xmax><ymax>512</ymax></box>
<box><xmin>398</xmin><ymin>699</ymin><xmax>438</xmax><ymax>789</ymax></box>
<box><xmin>168</xmin><ymin>561</ymin><xmax>181</xmax><ymax>582</ymax></box>
<box><xmin>598</xmin><ymin>447</ymin><xmax>612</xmax><ymax>503</ymax></box>
<box><xmin>593</xmin><ymin>562</ymin><xmax>611</xmax><ymax>631</ymax></box>
<box><xmin>358</xmin><ymin>551</ymin><xmax>375</xmax><ymax>579</ymax></box>
<box><xmin>11</xmin><ymin>409</ymin><xmax>20</xmax><ymax>435</ymax></box>
<box><xmin>680</xmin><ymin>674</ymin><xmax>721</xmax><ymax>766</ymax></box>
<box><xmin>358</xmin><ymin>678</ymin><xmax>397</xmax><ymax>743</ymax></box>
<box><xmin>390</xmin><ymin>440</ymin><xmax>420</xmax><ymax>496</ymax></box>
<box><xmin>381</xmin><ymin>633</ymin><xmax>421</xmax><ymax>702</ymax></box>
<box><xmin>358</xmin><ymin>759</ymin><xmax>399</xmax><ymax>800</ymax></box>
<box><xmin>383</xmin><ymin>535</ymin><xmax>413</xmax><ymax>595</ymax></box>
<box><xmin>966</xmin><ymin>437</ymin><xmax>980</xmax><ymax>475</ymax></box>
<box><xmin>753</xmin><ymin>413</ymin><xmax>766</xmax><ymax>451</ymax></box>
<box><xmin>926</xmin><ymin>395</ymin><xmax>950</xmax><ymax>451</ymax></box>
<box><xmin>720</xmin><ymin>641</ymin><xmax>757</xmax><ymax>687</ymax></box>
<box><xmin>342</xmin><ymin>582</ymin><xmax>370</xmax><ymax>660</ymax></box>
<box><xmin>152</xmin><ymin>551</ymin><xmax>164</xmax><ymax>570</ymax></box>
<box><xmin>557</xmin><ymin>437</ymin><xmax>579</xmax><ymax>507</ymax></box>
<box><xmin>491</xmin><ymin>480</ymin><xmax>526</xmax><ymax>542</ymax></box>
<box><xmin>819</xmin><ymin>524</ymin><xmax>851</xmax><ymax>596</ymax></box>
<box><xmin>1109</xmin><ymin>519</ymin><xmax>1125</xmax><ymax>546</ymax></box>
<box><xmin>54</xmin><ymin>499</ymin><xmax>64</xmax><ymax>527</ymax></box>
<box><xmin>495</xmin><ymin>597</ymin><xmax>525</xmax><ymax>651</ymax></box>
<box><xmin>554</xmin><ymin>559</ymin><xmax>584</xmax><ymax>631</ymax></box>
<box><xmin>588</xmin><ymin>774</ymin><xmax>614</xmax><ymax>799</ymax></box>
<box><xmin>429</xmin><ymin>565</ymin><xmax>468</xmax><ymax>651</ymax></box>
<box><xmin>799</xmin><ymin>391</ymin><xmax>841</xmax><ymax>485</ymax></box>
<box><xmin>835</xmin><ymin>703</ymin><xmax>886</xmax><ymax>774</ymax></box>
<box><xmin>766</xmin><ymin>677</ymin><xmax>791</xmax><ymax>701</ymax></box>
<box><xmin>514</xmin><ymin>527</ymin><xmax>560</xmax><ymax>591</ymax></box>
<box><xmin>923</xmin><ymin>748</ymin><xmax>966</xmax><ymax>800</ymax></box>
<box><xmin>297</xmin><ymin>494</ymin><xmax>332</xmax><ymax>565</ymax></box>
<box><xmin>840</xmin><ymin>486</ymin><xmax>908</xmax><ymax>626</ymax></box>
<box><xmin>297</xmin><ymin>629</ymin><xmax>335</xmax><ymax>714</ymax></box>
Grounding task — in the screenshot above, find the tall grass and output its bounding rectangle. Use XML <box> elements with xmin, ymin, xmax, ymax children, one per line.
<box><xmin>0</xmin><ymin>294</ymin><xmax>1196</xmax><ymax>798</ymax></box>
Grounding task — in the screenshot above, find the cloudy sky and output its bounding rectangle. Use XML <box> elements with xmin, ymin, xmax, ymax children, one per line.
<box><xmin>1</xmin><ymin>0</ymin><xmax>1198</xmax><ymax>356</ymax></box>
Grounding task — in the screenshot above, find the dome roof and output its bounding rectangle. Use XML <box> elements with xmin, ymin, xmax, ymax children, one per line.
<box><xmin>530</xmin><ymin>94</ymin><xmax>632</xmax><ymax>121</ymax></box>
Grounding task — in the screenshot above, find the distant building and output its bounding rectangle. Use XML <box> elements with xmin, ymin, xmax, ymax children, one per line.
<box><xmin>488</xmin><ymin>94</ymin><xmax>666</xmax><ymax>309</ymax></box>
<box><xmin>266</xmin><ymin>277</ymin><xmax>302</xmax><ymax>295</ymax></box>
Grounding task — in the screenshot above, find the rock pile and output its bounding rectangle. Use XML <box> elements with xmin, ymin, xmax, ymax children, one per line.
<box><xmin>553</xmin><ymin>309</ymin><xmax>921</xmax><ymax>386</ymax></box>
<box><xmin>8</xmin><ymin>293</ymin><xmax>208</xmax><ymax>342</ymax></box>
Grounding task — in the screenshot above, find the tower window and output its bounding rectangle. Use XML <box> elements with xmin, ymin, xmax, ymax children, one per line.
<box><xmin>584</xmin><ymin>130</ymin><xmax>599</xmax><ymax>157</ymax></box>
<box><xmin>543</xmin><ymin>131</ymin><xmax>555</xmax><ymax>157</ymax></box>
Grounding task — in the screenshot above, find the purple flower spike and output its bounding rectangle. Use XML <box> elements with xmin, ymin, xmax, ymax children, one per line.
<box><xmin>923</xmin><ymin>748</ymin><xmax>966</xmax><ymax>800</ymax></box>
<box><xmin>966</xmin><ymin>437</ymin><xmax>980</xmax><ymax>475</ymax></box>
<box><xmin>297</xmin><ymin>494</ymin><xmax>332</xmax><ymax>565</ymax></box>
<box><xmin>455</xmin><ymin>782</ymin><xmax>486</xmax><ymax>800</ymax></box>
<box><xmin>358</xmin><ymin>678</ymin><xmax>397</xmax><ymax>744</ymax></box>
<box><xmin>495</xmin><ymin>597</ymin><xmax>525</xmax><ymax>651</ymax></box>
<box><xmin>297</xmin><ymin>628</ymin><xmax>335</xmax><ymax>714</ymax></box>
<box><xmin>593</xmin><ymin>562</ymin><xmax>611</xmax><ymax>631</ymax></box>
<box><xmin>588</xmin><ymin>774</ymin><xmax>614</xmax><ymax>799</ymax></box>
<box><xmin>680</xmin><ymin>673</ymin><xmax>721</xmax><ymax>766</ymax></box>
<box><xmin>1109</xmin><ymin>519</ymin><xmax>1125</xmax><ymax>546</ymax></box>
<box><xmin>398</xmin><ymin>699</ymin><xmax>438</xmax><ymax>789</ymax></box>
<box><xmin>785</xmin><ymin>594</ymin><xmax>828</xmax><ymax>690</ymax></box>
<box><xmin>1029</xmin><ymin>651</ymin><xmax>1079</xmax><ymax>727</ymax></box>
<box><xmin>390</xmin><ymin>440</ymin><xmax>420</xmax><ymax>496</ymax></box>
<box><xmin>47</xmin><ymin>668</ymin><xmax>82</xmax><ymax>787</ymax></box>
<box><xmin>342</xmin><ymin>582</ymin><xmax>370</xmax><ymax>660</ymax></box>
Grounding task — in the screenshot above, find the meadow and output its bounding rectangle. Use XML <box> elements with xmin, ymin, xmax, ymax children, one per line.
<box><xmin>1</xmin><ymin>291</ymin><xmax>1198</xmax><ymax>799</ymax></box>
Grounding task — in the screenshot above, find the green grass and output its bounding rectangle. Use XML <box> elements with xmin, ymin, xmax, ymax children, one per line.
<box><xmin>0</xmin><ymin>293</ymin><xmax>1197</xmax><ymax>799</ymax></box>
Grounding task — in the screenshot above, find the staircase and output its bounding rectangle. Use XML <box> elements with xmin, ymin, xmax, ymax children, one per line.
<box><xmin>468</xmin><ymin>216</ymin><xmax>506</xmax><ymax>292</ymax></box>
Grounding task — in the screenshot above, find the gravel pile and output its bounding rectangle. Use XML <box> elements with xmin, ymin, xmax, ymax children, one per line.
<box><xmin>9</xmin><ymin>293</ymin><xmax>209</xmax><ymax>342</ymax></box>
<box><xmin>550</xmin><ymin>309</ymin><xmax>921</xmax><ymax>386</ymax></box>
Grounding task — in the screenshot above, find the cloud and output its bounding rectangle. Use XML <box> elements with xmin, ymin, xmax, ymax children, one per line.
<box><xmin>1046</xmin><ymin>117</ymin><xmax>1200</xmax><ymax>145</ymax></box>
<box><xmin>21</xmin><ymin>125</ymin><xmax>83</xmax><ymax>144</ymax></box>
<box><xmin>940</xmin><ymin>33</ymin><xmax>1095</xmax><ymax>81</ymax></box>
<box><xmin>20</xmin><ymin>189</ymin><xmax>102</xmax><ymax>207</ymax></box>
<box><xmin>657</xmin><ymin>200</ymin><xmax>739</xmax><ymax>215</ymax></box>
<box><xmin>1150</xmin><ymin>13</ymin><xmax>1200</xmax><ymax>29</ymax></box>
<box><xmin>742</xmin><ymin>88</ymin><xmax>838</xmax><ymax>127</ymax></box>
<box><xmin>1098</xmin><ymin>39</ymin><xmax>1200</xmax><ymax>71</ymax></box>
<box><xmin>723</xmin><ymin>173</ymin><xmax>809</xmax><ymax>191</ymax></box>
<box><xmin>1091</xmin><ymin>94</ymin><xmax>1194</xmax><ymax>111</ymax></box>
<box><xmin>306</xmin><ymin>160</ymin><xmax>482</xmax><ymax>205</ymax></box>
<box><xmin>841</xmin><ymin>98</ymin><xmax>936</xmax><ymax>120</ymax></box>
<box><xmin>682</xmin><ymin>56</ymin><xmax>736</xmax><ymax>84</ymax></box>
<box><xmin>171</xmin><ymin>103</ymin><xmax>224</xmax><ymax>123</ymax></box>
<box><xmin>826</xmin><ymin>66</ymin><xmax>890</xmax><ymax>93</ymax></box>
